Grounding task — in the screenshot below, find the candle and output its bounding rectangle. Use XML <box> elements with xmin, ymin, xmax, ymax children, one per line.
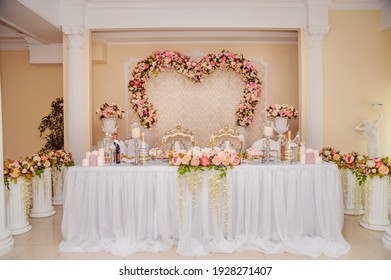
<box><xmin>97</xmin><ymin>156</ymin><xmax>104</xmax><ymax>166</ymax></box>
<box><xmin>92</xmin><ymin>150</ymin><xmax>99</xmax><ymax>156</ymax></box>
<box><xmin>300</xmin><ymin>152</ymin><xmax>306</xmax><ymax>164</ymax></box>
<box><xmin>313</xmin><ymin>150</ymin><xmax>319</xmax><ymax>157</ymax></box>
<box><xmin>82</xmin><ymin>158</ymin><xmax>89</xmax><ymax>167</ymax></box>
<box><xmin>132</xmin><ymin>127</ymin><xmax>140</xmax><ymax>138</ymax></box>
<box><xmin>263</xmin><ymin>126</ymin><xmax>274</xmax><ymax>137</ymax></box>
<box><xmin>98</xmin><ymin>148</ymin><xmax>104</xmax><ymax>157</ymax></box>
<box><xmin>86</xmin><ymin>152</ymin><xmax>91</xmax><ymax>159</ymax></box>
<box><xmin>315</xmin><ymin>156</ymin><xmax>322</xmax><ymax>164</ymax></box>
<box><xmin>89</xmin><ymin>154</ymin><xmax>98</xmax><ymax>166</ymax></box>
<box><xmin>306</xmin><ymin>149</ymin><xmax>315</xmax><ymax>164</ymax></box>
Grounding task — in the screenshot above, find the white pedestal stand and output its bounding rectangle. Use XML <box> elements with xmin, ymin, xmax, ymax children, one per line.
<box><xmin>0</xmin><ymin>183</ymin><xmax>14</xmax><ymax>255</ymax></box>
<box><xmin>52</xmin><ymin>166</ymin><xmax>67</xmax><ymax>205</ymax></box>
<box><xmin>342</xmin><ymin>169</ymin><xmax>364</xmax><ymax>215</ymax></box>
<box><xmin>383</xmin><ymin>226</ymin><xmax>391</xmax><ymax>251</ymax></box>
<box><xmin>360</xmin><ymin>176</ymin><xmax>390</xmax><ymax>231</ymax></box>
<box><xmin>30</xmin><ymin>168</ymin><xmax>56</xmax><ymax>218</ymax></box>
<box><xmin>6</xmin><ymin>178</ymin><xmax>32</xmax><ymax>235</ymax></box>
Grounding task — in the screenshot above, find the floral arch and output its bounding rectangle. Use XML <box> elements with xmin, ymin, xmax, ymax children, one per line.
<box><xmin>128</xmin><ymin>50</ymin><xmax>262</xmax><ymax>129</ymax></box>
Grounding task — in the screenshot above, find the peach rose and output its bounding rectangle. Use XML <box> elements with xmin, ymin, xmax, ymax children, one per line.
<box><xmin>333</xmin><ymin>154</ymin><xmax>341</xmax><ymax>161</ymax></box>
<box><xmin>212</xmin><ymin>156</ymin><xmax>222</xmax><ymax>166</ymax></box>
<box><xmin>222</xmin><ymin>156</ymin><xmax>231</xmax><ymax>166</ymax></box>
<box><xmin>181</xmin><ymin>155</ymin><xmax>191</xmax><ymax>165</ymax></box>
<box><xmin>378</xmin><ymin>165</ymin><xmax>389</xmax><ymax>176</ymax></box>
<box><xmin>9</xmin><ymin>168</ymin><xmax>20</xmax><ymax>178</ymax></box>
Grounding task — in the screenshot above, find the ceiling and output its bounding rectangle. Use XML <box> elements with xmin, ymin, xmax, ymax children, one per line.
<box><xmin>0</xmin><ymin>0</ymin><xmax>387</xmax><ymax>51</ymax></box>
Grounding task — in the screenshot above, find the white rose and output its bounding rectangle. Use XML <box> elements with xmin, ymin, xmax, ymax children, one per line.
<box><xmin>191</xmin><ymin>146</ymin><xmax>201</xmax><ymax>158</ymax></box>
<box><xmin>366</xmin><ymin>160</ymin><xmax>376</xmax><ymax>168</ymax></box>
<box><xmin>324</xmin><ymin>151</ymin><xmax>331</xmax><ymax>156</ymax></box>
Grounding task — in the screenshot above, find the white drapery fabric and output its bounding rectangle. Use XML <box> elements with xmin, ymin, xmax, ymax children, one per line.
<box><xmin>124</xmin><ymin>56</ymin><xmax>268</xmax><ymax>149</ymax></box>
<box><xmin>59</xmin><ymin>163</ymin><xmax>350</xmax><ymax>258</ymax></box>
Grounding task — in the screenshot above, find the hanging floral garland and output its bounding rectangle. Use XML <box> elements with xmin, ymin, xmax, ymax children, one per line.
<box><xmin>128</xmin><ymin>50</ymin><xmax>262</xmax><ymax>128</ymax></box>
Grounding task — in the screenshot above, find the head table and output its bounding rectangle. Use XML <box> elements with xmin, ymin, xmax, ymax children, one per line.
<box><xmin>59</xmin><ymin>161</ymin><xmax>350</xmax><ymax>258</ymax></box>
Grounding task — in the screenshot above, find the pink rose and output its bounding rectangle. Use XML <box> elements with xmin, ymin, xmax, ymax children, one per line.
<box><xmin>212</xmin><ymin>156</ymin><xmax>222</xmax><ymax>166</ymax></box>
<box><xmin>375</xmin><ymin>161</ymin><xmax>383</xmax><ymax>169</ymax></box>
<box><xmin>172</xmin><ymin>156</ymin><xmax>181</xmax><ymax>166</ymax></box>
<box><xmin>190</xmin><ymin>157</ymin><xmax>200</xmax><ymax>166</ymax></box>
<box><xmin>345</xmin><ymin>154</ymin><xmax>354</xmax><ymax>164</ymax></box>
<box><xmin>201</xmin><ymin>155</ymin><xmax>210</xmax><ymax>167</ymax></box>
<box><xmin>231</xmin><ymin>155</ymin><xmax>241</xmax><ymax>166</ymax></box>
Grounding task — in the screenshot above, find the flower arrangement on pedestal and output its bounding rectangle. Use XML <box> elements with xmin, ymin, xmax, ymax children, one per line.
<box><xmin>95</xmin><ymin>103</ymin><xmax>125</xmax><ymax>120</ymax></box>
<box><xmin>128</xmin><ymin>50</ymin><xmax>262</xmax><ymax>128</ymax></box>
<box><xmin>266</xmin><ymin>104</ymin><xmax>298</xmax><ymax>119</ymax></box>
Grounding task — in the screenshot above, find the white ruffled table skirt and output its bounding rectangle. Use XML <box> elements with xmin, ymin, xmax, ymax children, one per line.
<box><xmin>59</xmin><ymin>163</ymin><xmax>350</xmax><ymax>258</ymax></box>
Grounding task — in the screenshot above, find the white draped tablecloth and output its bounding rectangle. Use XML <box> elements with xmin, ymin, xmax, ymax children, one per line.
<box><xmin>59</xmin><ymin>162</ymin><xmax>350</xmax><ymax>258</ymax></box>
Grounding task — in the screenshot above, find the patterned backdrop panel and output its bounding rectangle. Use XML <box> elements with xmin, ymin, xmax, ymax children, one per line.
<box><xmin>125</xmin><ymin>57</ymin><xmax>268</xmax><ymax>151</ymax></box>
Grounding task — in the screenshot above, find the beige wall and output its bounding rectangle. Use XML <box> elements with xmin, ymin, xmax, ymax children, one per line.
<box><xmin>3</xmin><ymin>10</ymin><xmax>389</xmax><ymax>159</ymax></box>
<box><xmin>92</xmin><ymin>43</ymin><xmax>299</xmax><ymax>146</ymax></box>
<box><xmin>0</xmin><ymin>51</ymin><xmax>63</xmax><ymax>159</ymax></box>
<box><xmin>324</xmin><ymin>10</ymin><xmax>391</xmax><ymax>156</ymax></box>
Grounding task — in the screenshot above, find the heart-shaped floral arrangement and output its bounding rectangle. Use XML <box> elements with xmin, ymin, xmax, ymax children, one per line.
<box><xmin>128</xmin><ymin>50</ymin><xmax>262</xmax><ymax>128</ymax></box>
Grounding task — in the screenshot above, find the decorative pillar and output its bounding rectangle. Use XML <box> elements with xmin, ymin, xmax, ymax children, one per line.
<box><xmin>0</xmin><ymin>74</ymin><xmax>14</xmax><ymax>255</ymax></box>
<box><xmin>306</xmin><ymin>26</ymin><xmax>329</xmax><ymax>150</ymax></box>
<box><xmin>63</xmin><ymin>26</ymin><xmax>86</xmax><ymax>164</ymax></box>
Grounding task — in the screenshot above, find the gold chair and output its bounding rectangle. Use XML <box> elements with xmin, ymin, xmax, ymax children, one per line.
<box><xmin>161</xmin><ymin>125</ymin><xmax>195</xmax><ymax>152</ymax></box>
<box><xmin>210</xmin><ymin>125</ymin><xmax>244</xmax><ymax>155</ymax></box>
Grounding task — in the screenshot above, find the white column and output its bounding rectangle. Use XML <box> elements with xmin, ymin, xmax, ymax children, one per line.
<box><xmin>306</xmin><ymin>26</ymin><xmax>329</xmax><ymax>150</ymax></box>
<box><xmin>0</xmin><ymin>73</ymin><xmax>14</xmax><ymax>255</ymax></box>
<box><xmin>63</xmin><ymin>26</ymin><xmax>86</xmax><ymax>164</ymax></box>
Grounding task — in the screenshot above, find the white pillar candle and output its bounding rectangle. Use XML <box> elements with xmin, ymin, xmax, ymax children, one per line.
<box><xmin>82</xmin><ymin>158</ymin><xmax>89</xmax><ymax>166</ymax></box>
<box><xmin>86</xmin><ymin>152</ymin><xmax>91</xmax><ymax>159</ymax></box>
<box><xmin>98</xmin><ymin>148</ymin><xmax>104</xmax><ymax>158</ymax></box>
<box><xmin>92</xmin><ymin>150</ymin><xmax>99</xmax><ymax>156</ymax></box>
<box><xmin>97</xmin><ymin>156</ymin><xmax>104</xmax><ymax>166</ymax></box>
<box><xmin>313</xmin><ymin>150</ymin><xmax>319</xmax><ymax>157</ymax></box>
<box><xmin>263</xmin><ymin>126</ymin><xmax>274</xmax><ymax>137</ymax></box>
<box><xmin>132</xmin><ymin>127</ymin><xmax>140</xmax><ymax>138</ymax></box>
<box><xmin>300</xmin><ymin>152</ymin><xmax>306</xmax><ymax>164</ymax></box>
<box><xmin>315</xmin><ymin>156</ymin><xmax>322</xmax><ymax>164</ymax></box>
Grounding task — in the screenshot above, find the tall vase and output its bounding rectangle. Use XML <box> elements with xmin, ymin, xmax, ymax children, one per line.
<box><xmin>341</xmin><ymin>169</ymin><xmax>364</xmax><ymax>215</ymax></box>
<box><xmin>6</xmin><ymin>178</ymin><xmax>32</xmax><ymax>235</ymax></box>
<box><xmin>52</xmin><ymin>166</ymin><xmax>68</xmax><ymax>206</ymax></box>
<box><xmin>102</xmin><ymin>118</ymin><xmax>118</xmax><ymax>135</ymax></box>
<box><xmin>273</xmin><ymin>117</ymin><xmax>289</xmax><ymax>144</ymax></box>
<box><xmin>360</xmin><ymin>176</ymin><xmax>390</xmax><ymax>231</ymax></box>
<box><xmin>30</xmin><ymin>168</ymin><xmax>56</xmax><ymax>218</ymax></box>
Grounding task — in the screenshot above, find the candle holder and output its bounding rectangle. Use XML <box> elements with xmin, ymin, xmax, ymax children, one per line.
<box><xmin>130</xmin><ymin>122</ymin><xmax>141</xmax><ymax>165</ymax></box>
<box><xmin>262</xmin><ymin>135</ymin><xmax>273</xmax><ymax>164</ymax></box>
<box><xmin>131</xmin><ymin>137</ymin><xmax>140</xmax><ymax>165</ymax></box>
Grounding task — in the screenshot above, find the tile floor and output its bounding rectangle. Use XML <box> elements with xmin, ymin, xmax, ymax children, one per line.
<box><xmin>1</xmin><ymin>205</ymin><xmax>391</xmax><ymax>260</ymax></box>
